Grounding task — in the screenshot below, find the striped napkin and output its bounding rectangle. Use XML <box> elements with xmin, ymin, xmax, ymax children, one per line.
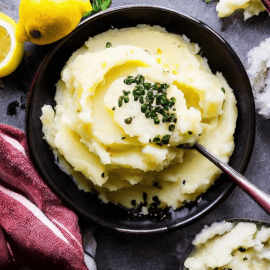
<box><xmin>0</xmin><ymin>124</ymin><xmax>96</xmax><ymax>270</ymax></box>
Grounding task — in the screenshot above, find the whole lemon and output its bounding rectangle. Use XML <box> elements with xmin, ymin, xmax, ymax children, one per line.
<box><xmin>16</xmin><ymin>0</ymin><xmax>92</xmax><ymax>45</ymax></box>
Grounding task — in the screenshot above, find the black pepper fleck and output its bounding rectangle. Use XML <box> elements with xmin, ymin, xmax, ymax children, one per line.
<box><xmin>131</xmin><ymin>200</ymin><xmax>136</xmax><ymax>206</ymax></box>
<box><xmin>143</xmin><ymin>192</ymin><xmax>148</xmax><ymax>206</ymax></box>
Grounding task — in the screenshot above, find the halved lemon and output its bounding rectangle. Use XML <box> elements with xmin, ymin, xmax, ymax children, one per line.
<box><xmin>0</xmin><ymin>12</ymin><xmax>24</xmax><ymax>78</ymax></box>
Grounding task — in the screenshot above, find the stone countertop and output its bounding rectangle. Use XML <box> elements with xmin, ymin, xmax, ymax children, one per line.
<box><xmin>1</xmin><ymin>0</ymin><xmax>270</xmax><ymax>269</ymax></box>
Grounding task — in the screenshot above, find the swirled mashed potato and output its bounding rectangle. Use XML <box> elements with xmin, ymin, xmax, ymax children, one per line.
<box><xmin>216</xmin><ymin>0</ymin><xmax>265</xmax><ymax>20</ymax></box>
<box><xmin>40</xmin><ymin>25</ymin><xmax>237</xmax><ymax>211</ymax></box>
<box><xmin>184</xmin><ymin>221</ymin><xmax>270</xmax><ymax>270</ymax></box>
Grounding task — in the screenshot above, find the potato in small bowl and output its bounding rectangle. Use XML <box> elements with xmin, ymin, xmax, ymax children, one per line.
<box><xmin>181</xmin><ymin>219</ymin><xmax>270</xmax><ymax>270</ymax></box>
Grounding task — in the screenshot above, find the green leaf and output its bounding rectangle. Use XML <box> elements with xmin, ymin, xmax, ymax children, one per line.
<box><xmin>205</xmin><ymin>0</ymin><xmax>212</xmax><ymax>3</ymax></box>
<box><xmin>101</xmin><ymin>0</ymin><xmax>112</xmax><ymax>10</ymax></box>
<box><xmin>82</xmin><ymin>10</ymin><xmax>94</xmax><ymax>18</ymax></box>
<box><xmin>91</xmin><ymin>0</ymin><xmax>99</xmax><ymax>11</ymax></box>
<box><xmin>91</xmin><ymin>0</ymin><xmax>112</xmax><ymax>11</ymax></box>
<box><xmin>83</xmin><ymin>0</ymin><xmax>112</xmax><ymax>18</ymax></box>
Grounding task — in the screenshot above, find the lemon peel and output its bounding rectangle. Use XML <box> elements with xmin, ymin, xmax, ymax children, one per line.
<box><xmin>0</xmin><ymin>12</ymin><xmax>24</xmax><ymax>78</ymax></box>
<box><xmin>16</xmin><ymin>0</ymin><xmax>92</xmax><ymax>45</ymax></box>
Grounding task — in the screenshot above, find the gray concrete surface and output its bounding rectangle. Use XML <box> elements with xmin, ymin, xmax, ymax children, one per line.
<box><xmin>1</xmin><ymin>0</ymin><xmax>270</xmax><ymax>269</ymax></box>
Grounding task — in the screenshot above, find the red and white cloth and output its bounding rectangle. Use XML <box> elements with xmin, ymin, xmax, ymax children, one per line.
<box><xmin>0</xmin><ymin>124</ymin><xmax>96</xmax><ymax>270</ymax></box>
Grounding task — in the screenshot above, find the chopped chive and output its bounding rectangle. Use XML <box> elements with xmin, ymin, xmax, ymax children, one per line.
<box><xmin>144</xmin><ymin>82</ymin><xmax>151</xmax><ymax>90</ymax></box>
<box><xmin>162</xmin><ymin>116</ymin><xmax>169</xmax><ymax>123</ymax></box>
<box><xmin>221</xmin><ymin>87</ymin><xmax>225</xmax><ymax>93</ymax></box>
<box><xmin>118</xmin><ymin>96</ymin><xmax>123</xmax><ymax>107</ymax></box>
<box><xmin>145</xmin><ymin>109</ymin><xmax>151</xmax><ymax>114</ymax></box>
<box><xmin>106</xmin><ymin>42</ymin><xmax>112</xmax><ymax>48</ymax></box>
<box><xmin>120</xmin><ymin>74</ymin><xmax>177</xmax><ymax>127</ymax></box>
<box><xmin>124</xmin><ymin>117</ymin><xmax>132</xmax><ymax>124</ymax></box>
<box><xmin>154</xmin><ymin>118</ymin><xmax>160</xmax><ymax>124</ymax></box>
<box><xmin>163</xmin><ymin>105</ymin><xmax>169</xmax><ymax>111</ymax></box>
<box><xmin>123</xmin><ymin>90</ymin><xmax>130</xmax><ymax>96</ymax></box>
<box><xmin>169</xmin><ymin>124</ymin><xmax>175</xmax><ymax>132</ymax></box>
<box><xmin>161</xmin><ymin>134</ymin><xmax>170</xmax><ymax>144</ymax></box>
<box><xmin>135</xmin><ymin>74</ymin><xmax>144</xmax><ymax>84</ymax></box>
<box><xmin>112</xmin><ymin>107</ymin><xmax>115</xmax><ymax>111</ymax></box>
<box><xmin>124</xmin><ymin>76</ymin><xmax>135</xmax><ymax>85</ymax></box>
<box><xmin>141</xmin><ymin>104</ymin><xmax>147</xmax><ymax>113</ymax></box>
<box><xmin>153</xmin><ymin>135</ymin><xmax>160</xmax><ymax>142</ymax></box>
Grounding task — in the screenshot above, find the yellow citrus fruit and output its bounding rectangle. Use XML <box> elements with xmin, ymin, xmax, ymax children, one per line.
<box><xmin>0</xmin><ymin>12</ymin><xmax>24</xmax><ymax>78</ymax></box>
<box><xmin>16</xmin><ymin>0</ymin><xmax>92</xmax><ymax>45</ymax></box>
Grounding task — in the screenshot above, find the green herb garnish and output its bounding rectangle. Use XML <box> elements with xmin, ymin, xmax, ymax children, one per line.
<box><xmin>118</xmin><ymin>96</ymin><xmax>123</xmax><ymax>107</ymax></box>
<box><xmin>106</xmin><ymin>42</ymin><xmax>112</xmax><ymax>48</ymax></box>
<box><xmin>124</xmin><ymin>117</ymin><xmax>132</xmax><ymax>124</ymax></box>
<box><xmin>169</xmin><ymin>124</ymin><xmax>175</xmax><ymax>132</ymax></box>
<box><xmin>221</xmin><ymin>87</ymin><xmax>226</xmax><ymax>93</ymax></box>
<box><xmin>82</xmin><ymin>0</ymin><xmax>113</xmax><ymax>17</ymax></box>
<box><xmin>118</xmin><ymin>74</ymin><xmax>178</xmax><ymax>146</ymax></box>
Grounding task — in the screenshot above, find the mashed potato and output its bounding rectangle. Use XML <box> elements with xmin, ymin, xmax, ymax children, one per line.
<box><xmin>246</xmin><ymin>38</ymin><xmax>270</xmax><ymax>118</ymax></box>
<box><xmin>184</xmin><ymin>221</ymin><xmax>270</xmax><ymax>270</ymax></box>
<box><xmin>40</xmin><ymin>25</ymin><xmax>237</xmax><ymax>212</ymax></box>
<box><xmin>216</xmin><ymin>0</ymin><xmax>266</xmax><ymax>20</ymax></box>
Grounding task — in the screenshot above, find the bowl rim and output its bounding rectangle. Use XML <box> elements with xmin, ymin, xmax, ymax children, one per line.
<box><xmin>26</xmin><ymin>4</ymin><xmax>256</xmax><ymax>234</ymax></box>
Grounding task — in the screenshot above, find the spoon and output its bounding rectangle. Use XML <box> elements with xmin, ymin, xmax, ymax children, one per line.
<box><xmin>261</xmin><ymin>0</ymin><xmax>270</xmax><ymax>13</ymax></box>
<box><xmin>177</xmin><ymin>142</ymin><xmax>270</xmax><ymax>214</ymax></box>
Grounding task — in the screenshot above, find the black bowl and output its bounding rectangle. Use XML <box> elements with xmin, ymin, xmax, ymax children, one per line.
<box><xmin>26</xmin><ymin>5</ymin><xmax>255</xmax><ymax>233</ymax></box>
<box><xmin>179</xmin><ymin>218</ymin><xmax>270</xmax><ymax>270</ymax></box>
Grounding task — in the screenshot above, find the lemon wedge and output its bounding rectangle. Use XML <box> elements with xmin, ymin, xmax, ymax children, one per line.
<box><xmin>0</xmin><ymin>12</ymin><xmax>24</xmax><ymax>78</ymax></box>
